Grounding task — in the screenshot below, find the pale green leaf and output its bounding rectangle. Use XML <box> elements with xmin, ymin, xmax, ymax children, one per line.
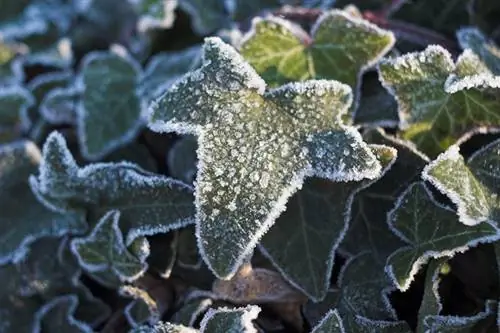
<box><xmin>34</xmin><ymin>295</ymin><xmax>93</xmax><ymax>333</ymax></box>
<box><xmin>340</xmin><ymin>128</ymin><xmax>429</xmax><ymax>259</ymax></box>
<box><xmin>77</xmin><ymin>49</ymin><xmax>144</xmax><ymax>160</ymax></box>
<box><xmin>457</xmin><ymin>27</ymin><xmax>500</xmax><ymax>75</ymax></box>
<box><xmin>386</xmin><ymin>182</ymin><xmax>499</xmax><ymax>291</ymax></box>
<box><xmin>0</xmin><ymin>140</ymin><xmax>86</xmax><ymax>264</ymax></box>
<box><xmin>148</xmin><ymin>37</ymin><xmax>382</xmax><ymax>279</ymax></box>
<box><xmin>311</xmin><ymin>309</ymin><xmax>345</xmax><ymax>333</ymax></box>
<box><xmin>379</xmin><ymin>45</ymin><xmax>500</xmax><ymax>157</ymax></box>
<box><xmin>422</xmin><ymin>140</ymin><xmax>500</xmax><ymax>226</ymax></box>
<box><xmin>30</xmin><ymin>131</ymin><xmax>195</xmax><ymax>245</ymax></box>
<box><xmin>260</xmin><ymin>145</ymin><xmax>396</xmax><ymax>301</ymax></box>
<box><xmin>240</xmin><ymin>9</ymin><xmax>395</xmax><ymax>113</ymax></box>
<box><xmin>199</xmin><ymin>305</ymin><xmax>260</xmax><ymax>333</ymax></box>
<box><xmin>71</xmin><ymin>210</ymin><xmax>148</xmax><ymax>284</ymax></box>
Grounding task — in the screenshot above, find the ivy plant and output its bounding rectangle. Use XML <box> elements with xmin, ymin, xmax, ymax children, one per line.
<box><xmin>2</xmin><ymin>1</ymin><xmax>500</xmax><ymax>332</ymax></box>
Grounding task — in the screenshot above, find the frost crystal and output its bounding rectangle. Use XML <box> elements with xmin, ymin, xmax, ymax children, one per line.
<box><xmin>148</xmin><ymin>37</ymin><xmax>381</xmax><ymax>279</ymax></box>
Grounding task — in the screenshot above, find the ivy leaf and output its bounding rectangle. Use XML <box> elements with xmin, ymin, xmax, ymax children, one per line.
<box><xmin>33</xmin><ymin>295</ymin><xmax>93</xmax><ymax>333</ymax></box>
<box><xmin>311</xmin><ymin>309</ymin><xmax>344</xmax><ymax>333</ymax></box>
<box><xmin>71</xmin><ymin>210</ymin><xmax>148</xmax><ymax>284</ymax></box>
<box><xmin>30</xmin><ymin>131</ymin><xmax>195</xmax><ymax>246</ymax></box>
<box><xmin>21</xmin><ymin>38</ymin><xmax>74</xmax><ymax>70</ymax></box>
<box><xmin>340</xmin><ymin>129</ymin><xmax>429</xmax><ymax>259</ymax></box>
<box><xmin>172</xmin><ymin>296</ymin><xmax>213</xmax><ymax>327</ymax></box>
<box><xmin>0</xmin><ymin>86</ymin><xmax>34</xmax><ymax>141</ymax></box>
<box><xmin>386</xmin><ymin>182</ymin><xmax>500</xmax><ymax>291</ymax></box>
<box><xmin>139</xmin><ymin>45</ymin><xmax>201</xmax><ymax>105</ymax></box>
<box><xmin>177</xmin><ymin>0</ymin><xmax>227</xmax><ymax>35</ymax></box>
<box><xmin>239</xmin><ymin>9</ymin><xmax>395</xmax><ymax>113</ymax></box>
<box><xmin>379</xmin><ymin>45</ymin><xmax>500</xmax><ymax>157</ymax></box>
<box><xmin>457</xmin><ymin>27</ymin><xmax>500</xmax><ymax>75</ymax></box>
<box><xmin>132</xmin><ymin>0</ymin><xmax>178</xmax><ymax>32</ymax></box>
<box><xmin>199</xmin><ymin>305</ymin><xmax>261</xmax><ymax>333</ymax></box>
<box><xmin>0</xmin><ymin>0</ymin><xmax>47</xmax><ymax>41</ymax></box>
<box><xmin>27</xmin><ymin>71</ymin><xmax>73</xmax><ymax>106</ymax></box>
<box><xmin>131</xmin><ymin>322</ymin><xmax>199</xmax><ymax>332</ymax></box>
<box><xmin>422</xmin><ymin>140</ymin><xmax>500</xmax><ymax>226</ymax></box>
<box><xmin>259</xmin><ymin>144</ymin><xmax>396</xmax><ymax>301</ymax></box>
<box><xmin>120</xmin><ymin>285</ymin><xmax>161</xmax><ymax>327</ymax></box>
<box><xmin>148</xmin><ymin>37</ymin><xmax>382</xmax><ymax>279</ymax></box>
<box><xmin>0</xmin><ymin>140</ymin><xmax>86</xmax><ymax>264</ymax></box>
<box><xmin>0</xmin><ymin>40</ymin><xmax>24</xmax><ymax>86</ymax></box>
<box><xmin>77</xmin><ymin>48</ymin><xmax>144</xmax><ymax>160</ymax></box>
<box><xmin>39</xmin><ymin>85</ymin><xmax>79</xmax><ymax>125</ymax></box>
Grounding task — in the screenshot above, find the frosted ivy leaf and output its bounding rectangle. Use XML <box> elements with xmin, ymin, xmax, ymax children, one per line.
<box><xmin>77</xmin><ymin>48</ymin><xmax>144</xmax><ymax>160</ymax></box>
<box><xmin>239</xmin><ymin>9</ymin><xmax>395</xmax><ymax>114</ymax></box>
<box><xmin>39</xmin><ymin>85</ymin><xmax>79</xmax><ymax>125</ymax></box>
<box><xmin>259</xmin><ymin>145</ymin><xmax>396</xmax><ymax>301</ymax></box>
<box><xmin>167</xmin><ymin>135</ymin><xmax>198</xmax><ymax>184</ymax></box>
<box><xmin>148</xmin><ymin>37</ymin><xmax>382</xmax><ymax>279</ymax></box>
<box><xmin>31</xmin><ymin>131</ymin><xmax>195</xmax><ymax>245</ymax></box>
<box><xmin>199</xmin><ymin>305</ymin><xmax>260</xmax><ymax>333</ymax></box>
<box><xmin>120</xmin><ymin>285</ymin><xmax>161</xmax><ymax>327</ymax></box>
<box><xmin>0</xmin><ymin>0</ymin><xmax>47</xmax><ymax>41</ymax></box>
<box><xmin>28</xmin><ymin>71</ymin><xmax>73</xmax><ymax>106</ymax></box>
<box><xmin>386</xmin><ymin>182</ymin><xmax>499</xmax><ymax>291</ymax></box>
<box><xmin>0</xmin><ymin>141</ymin><xmax>86</xmax><ymax>264</ymax></box>
<box><xmin>21</xmin><ymin>38</ymin><xmax>74</xmax><ymax>69</ymax></box>
<box><xmin>172</xmin><ymin>297</ymin><xmax>213</xmax><ymax>327</ymax></box>
<box><xmin>457</xmin><ymin>27</ymin><xmax>500</xmax><ymax>75</ymax></box>
<box><xmin>311</xmin><ymin>309</ymin><xmax>345</xmax><ymax>333</ymax></box>
<box><xmin>71</xmin><ymin>210</ymin><xmax>148</xmax><ymax>284</ymax></box>
<box><xmin>340</xmin><ymin>128</ymin><xmax>429</xmax><ymax>259</ymax></box>
<box><xmin>379</xmin><ymin>45</ymin><xmax>500</xmax><ymax>157</ymax></box>
<box><xmin>0</xmin><ymin>86</ymin><xmax>34</xmax><ymax>141</ymax></box>
<box><xmin>131</xmin><ymin>0</ymin><xmax>177</xmax><ymax>32</ymax></box>
<box><xmin>139</xmin><ymin>45</ymin><xmax>201</xmax><ymax>105</ymax></box>
<box><xmin>131</xmin><ymin>322</ymin><xmax>199</xmax><ymax>333</ymax></box>
<box><xmin>212</xmin><ymin>262</ymin><xmax>306</xmax><ymax>304</ymax></box>
<box><xmin>33</xmin><ymin>295</ymin><xmax>93</xmax><ymax>333</ymax></box>
<box><xmin>422</xmin><ymin>140</ymin><xmax>500</xmax><ymax>226</ymax></box>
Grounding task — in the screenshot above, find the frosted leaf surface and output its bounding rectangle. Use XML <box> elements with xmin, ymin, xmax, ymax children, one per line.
<box><xmin>120</xmin><ymin>285</ymin><xmax>160</xmax><ymax>327</ymax></box>
<box><xmin>386</xmin><ymin>182</ymin><xmax>499</xmax><ymax>291</ymax></box>
<box><xmin>71</xmin><ymin>210</ymin><xmax>148</xmax><ymax>284</ymax></box>
<box><xmin>457</xmin><ymin>27</ymin><xmax>500</xmax><ymax>75</ymax></box>
<box><xmin>379</xmin><ymin>45</ymin><xmax>500</xmax><ymax>157</ymax></box>
<box><xmin>77</xmin><ymin>50</ymin><xmax>144</xmax><ymax>160</ymax></box>
<box><xmin>311</xmin><ymin>309</ymin><xmax>345</xmax><ymax>333</ymax></box>
<box><xmin>340</xmin><ymin>128</ymin><xmax>429</xmax><ymax>259</ymax></box>
<box><xmin>139</xmin><ymin>45</ymin><xmax>201</xmax><ymax>105</ymax></box>
<box><xmin>240</xmin><ymin>9</ymin><xmax>395</xmax><ymax>114</ymax></box>
<box><xmin>149</xmin><ymin>37</ymin><xmax>381</xmax><ymax>279</ymax></box>
<box><xmin>0</xmin><ymin>140</ymin><xmax>86</xmax><ymax>264</ymax></box>
<box><xmin>260</xmin><ymin>145</ymin><xmax>396</xmax><ymax>301</ymax></box>
<box><xmin>33</xmin><ymin>295</ymin><xmax>93</xmax><ymax>333</ymax></box>
<box><xmin>31</xmin><ymin>132</ymin><xmax>196</xmax><ymax>245</ymax></box>
<box><xmin>132</xmin><ymin>0</ymin><xmax>177</xmax><ymax>32</ymax></box>
<box><xmin>171</xmin><ymin>297</ymin><xmax>213</xmax><ymax>327</ymax></box>
<box><xmin>199</xmin><ymin>305</ymin><xmax>260</xmax><ymax>333</ymax></box>
<box><xmin>131</xmin><ymin>322</ymin><xmax>199</xmax><ymax>333</ymax></box>
<box><xmin>422</xmin><ymin>141</ymin><xmax>500</xmax><ymax>226</ymax></box>
<box><xmin>0</xmin><ymin>86</ymin><xmax>34</xmax><ymax>142</ymax></box>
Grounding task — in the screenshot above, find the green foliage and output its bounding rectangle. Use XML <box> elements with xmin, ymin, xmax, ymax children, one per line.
<box><xmin>2</xmin><ymin>1</ymin><xmax>500</xmax><ymax>332</ymax></box>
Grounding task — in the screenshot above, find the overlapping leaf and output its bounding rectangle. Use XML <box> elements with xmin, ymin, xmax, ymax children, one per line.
<box><xmin>310</xmin><ymin>309</ymin><xmax>344</xmax><ymax>333</ymax></box>
<box><xmin>0</xmin><ymin>86</ymin><xmax>34</xmax><ymax>142</ymax></box>
<box><xmin>133</xmin><ymin>0</ymin><xmax>178</xmax><ymax>32</ymax></box>
<box><xmin>379</xmin><ymin>45</ymin><xmax>500</xmax><ymax>157</ymax></box>
<box><xmin>33</xmin><ymin>295</ymin><xmax>93</xmax><ymax>333</ymax></box>
<box><xmin>77</xmin><ymin>48</ymin><xmax>144</xmax><ymax>160</ymax></box>
<box><xmin>239</xmin><ymin>9</ymin><xmax>395</xmax><ymax>113</ymax></box>
<box><xmin>120</xmin><ymin>285</ymin><xmax>161</xmax><ymax>327</ymax></box>
<box><xmin>199</xmin><ymin>306</ymin><xmax>261</xmax><ymax>333</ymax></box>
<box><xmin>0</xmin><ymin>41</ymin><xmax>23</xmax><ymax>86</ymax></box>
<box><xmin>148</xmin><ymin>37</ymin><xmax>382</xmax><ymax>279</ymax></box>
<box><xmin>71</xmin><ymin>211</ymin><xmax>148</xmax><ymax>286</ymax></box>
<box><xmin>259</xmin><ymin>144</ymin><xmax>396</xmax><ymax>301</ymax></box>
<box><xmin>386</xmin><ymin>182</ymin><xmax>499</xmax><ymax>291</ymax></box>
<box><xmin>457</xmin><ymin>27</ymin><xmax>500</xmax><ymax>75</ymax></box>
<box><xmin>30</xmin><ymin>132</ymin><xmax>195</xmax><ymax>246</ymax></box>
<box><xmin>422</xmin><ymin>139</ymin><xmax>500</xmax><ymax>226</ymax></box>
<box><xmin>0</xmin><ymin>140</ymin><xmax>85</xmax><ymax>264</ymax></box>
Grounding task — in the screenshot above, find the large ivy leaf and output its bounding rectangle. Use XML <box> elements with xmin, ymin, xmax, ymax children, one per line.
<box><xmin>77</xmin><ymin>49</ymin><xmax>144</xmax><ymax>160</ymax></box>
<box><xmin>457</xmin><ymin>27</ymin><xmax>500</xmax><ymax>75</ymax></box>
<box><xmin>199</xmin><ymin>305</ymin><xmax>260</xmax><ymax>333</ymax></box>
<box><xmin>379</xmin><ymin>45</ymin><xmax>500</xmax><ymax>157</ymax></box>
<box><xmin>386</xmin><ymin>182</ymin><xmax>500</xmax><ymax>291</ymax></box>
<box><xmin>0</xmin><ymin>140</ymin><xmax>86</xmax><ymax>264</ymax></box>
<box><xmin>33</xmin><ymin>295</ymin><xmax>93</xmax><ymax>333</ymax></box>
<box><xmin>71</xmin><ymin>210</ymin><xmax>148</xmax><ymax>285</ymax></box>
<box><xmin>148</xmin><ymin>37</ymin><xmax>382</xmax><ymax>279</ymax></box>
<box><xmin>239</xmin><ymin>9</ymin><xmax>395</xmax><ymax>113</ymax></box>
<box><xmin>340</xmin><ymin>129</ymin><xmax>429</xmax><ymax>259</ymax></box>
<box><xmin>422</xmin><ymin>140</ymin><xmax>500</xmax><ymax>226</ymax></box>
<box><xmin>30</xmin><ymin>131</ymin><xmax>195</xmax><ymax>245</ymax></box>
<box><xmin>259</xmin><ymin>144</ymin><xmax>396</xmax><ymax>301</ymax></box>
<box><xmin>132</xmin><ymin>0</ymin><xmax>178</xmax><ymax>32</ymax></box>
<box><xmin>0</xmin><ymin>86</ymin><xmax>34</xmax><ymax>142</ymax></box>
